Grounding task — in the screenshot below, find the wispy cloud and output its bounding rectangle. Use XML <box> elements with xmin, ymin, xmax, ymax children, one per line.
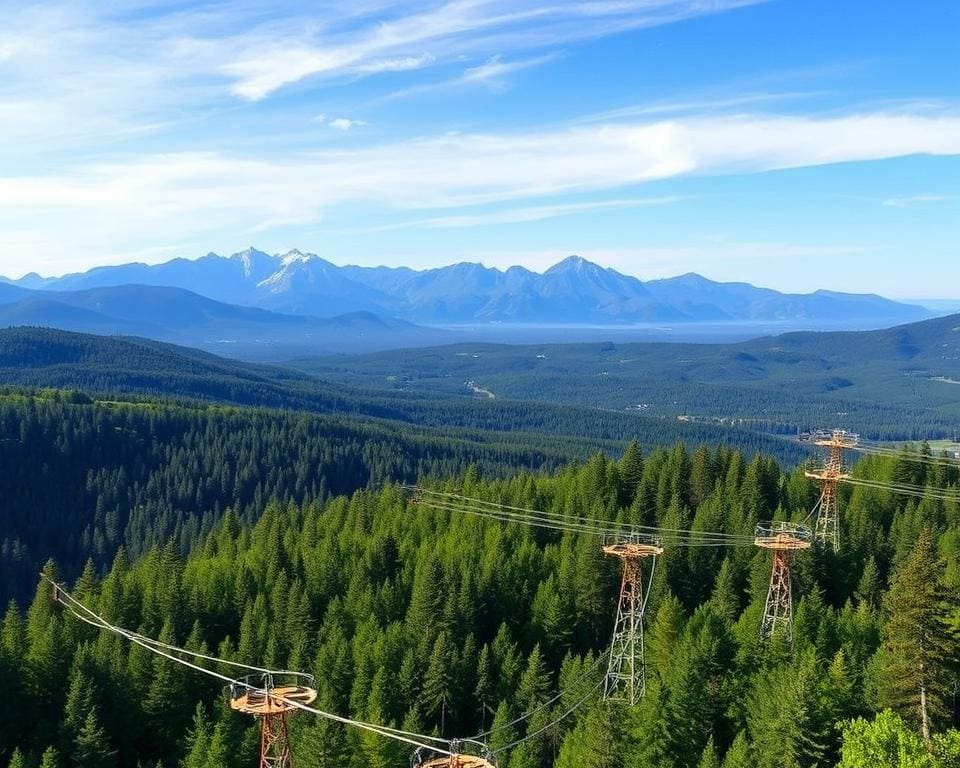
<box><xmin>3</xmin><ymin>109</ymin><xmax>959</xmax><ymax>270</ymax></box>
<box><xmin>380</xmin><ymin>52</ymin><xmax>558</xmax><ymax>101</ymax></box>
<box><xmin>881</xmin><ymin>193</ymin><xmax>948</xmax><ymax>208</ymax></box>
<box><xmin>422</xmin><ymin>196</ymin><xmax>682</xmax><ymax>228</ymax></box>
<box><xmin>337</xmin><ymin>196</ymin><xmax>683</xmax><ymax>233</ymax></box>
<box><xmin>214</xmin><ymin>0</ymin><xmax>766</xmax><ymax>100</ymax></box>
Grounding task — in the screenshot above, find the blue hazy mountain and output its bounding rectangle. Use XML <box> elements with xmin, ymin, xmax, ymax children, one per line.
<box><xmin>0</xmin><ymin>283</ymin><xmax>444</xmax><ymax>358</ymax></box>
<box><xmin>4</xmin><ymin>249</ymin><xmax>930</xmax><ymax>326</ymax></box>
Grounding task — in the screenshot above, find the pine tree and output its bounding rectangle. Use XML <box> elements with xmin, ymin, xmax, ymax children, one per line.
<box><xmin>39</xmin><ymin>746</ymin><xmax>61</xmax><ymax>768</ymax></box>
<box><xmin>697</xmin><ymin>736</ymin><xmax>721</xmax><ymax>768</ymax></box>
<box><xmin>648</xmin><ymin>593</ymin><xmax>685</xmax><ymax>681</ymax></box>
<box><xmin>618</xmin><ymin>441</ymin><xmax>644</xmax><ymax>506</ymax></box>
<box><xmin>74</xmin><ymin>711</ymin><xmax>117</xmax><ymax>768</ymax></box>
<box><xmin>855</xmin><ymin>556</ymin><xmax>882</xmax><ymax>610</ymax></box>
<box><xmin>181</xmin><ymin>703</ymin><xmax>211</xmax><ymax>768</ymax></box>
<box><xmin>880</xmin><ymin>527</ymin><xmax>960</xmax><ymax>743</ymax></box>
<box><xmin>746</xmin><ymin>650</ymin><xmax>827</xmax><ymax>768</ymax></box>
<box><xmin>475</xmin><ymin>644</ymin><xmax>496</xmax><ymax>731</ymax></box>
<box><xmin>516</xmin><ymin>646</ymin><xmax>552</xmax><ymax>711</ymax></box>
<box><xmin>6</xmin><ymin>749</ymin><xmax>25</xmax><ymax>768</ymax></box>
<box><xmin>710</xmin><ymin>557</ymin><xmax>741</xmax><ymax>624</ymax></box>
<box><xmin>422</xmin><ymin>631</ymin><xmax>455</xmax><ymax>734</ymax></box>
<box><xmin>721</xmin><ymin>732</ymin><xmax>752</xmax><ymax>768</ymax></box>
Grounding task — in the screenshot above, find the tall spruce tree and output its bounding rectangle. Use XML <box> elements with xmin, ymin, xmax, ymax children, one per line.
<box><xmin>880</xmin><ymin>527</ymin><xmax>960</xmax><ymax>743</ymax></box>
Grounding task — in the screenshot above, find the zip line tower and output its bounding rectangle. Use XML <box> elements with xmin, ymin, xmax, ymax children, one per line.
<box><xmin>804</xmin><ymin>429</ymin><xmax>859</xmax><ymax>550</ymax></box>
<box><xmin>754</xmin><ymin>522</ymin><xmax>812</xmax><ymax>645</ymax></box>
<box><xmin>602</xmin><ymin>533</ymin><xmax>663</xmax><ymax>705</ymax></box>
<box><xmin>229</xmin><ymin>672</ymin><xmax>317</xmax><ymax>768</ymax></box>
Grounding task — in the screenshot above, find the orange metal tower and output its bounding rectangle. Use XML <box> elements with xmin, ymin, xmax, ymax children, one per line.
<box><xmin>754</xmin><ymin>522</ymin><xmax>812</xmax><ymax>644</ymax></box>
<box><xmin>804</xmin><ymin>430</ymin><xmax>859</xmax><ymax>550</ymax></box>
<box><xmin>602</xmin><ymin>533</ymin><xmax>663</xmax><ymax>705</ymax></box>
<box><xmin>229</xmin><ymin>672</ymin><xmax>317</xmax><ymax>768</ymax></box>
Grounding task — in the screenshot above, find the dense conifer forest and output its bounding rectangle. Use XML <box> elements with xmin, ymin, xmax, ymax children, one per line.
<box><xmin>2</xmin><ymin>427</ymin><xmax>958</xmax><ymax>767</ymax></box>
<box><xmin>0</xmin><ymin>383</ymin><xmax>811</xmax><ymax>608</ymax></box>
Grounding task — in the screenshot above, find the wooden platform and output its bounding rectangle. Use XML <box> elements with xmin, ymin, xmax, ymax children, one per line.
<box><xmin>229</xmin><ymin>685</ymin><xmax>317</xmax><ymax>715</ymax></box>
<box><xmin>602</xmin><ymin>542</ymin><xmax>664</xmax><ymax>558</ymax></box>
<box><xmin>754</xmin><ymin>533</ymin><xmax>812</xmax><ymax>551</ymax></box>
<box><xmin>418</xmin><ymin>757</ymin><xmax>496</xmax><ymax>768</ymax></box>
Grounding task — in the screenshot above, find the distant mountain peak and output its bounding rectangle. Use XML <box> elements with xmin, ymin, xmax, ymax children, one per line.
<box><xmin>8</xmin><ymin>246</ymin><xmax>931</xmax><ymax>328</ymax></box>
<box><xmin>230</xmin><ymin>246</ymin><xmax>274</xmax><ymax>277</ymax></box>
<box><xmin>545</xmin><ymin>255</ymin><xmax>602</xmax><ymax>274</ymax></box>
<box><xmin>280</xmin><ymin>249</ymin><xmax>317</xmax><ymax>266</ymax></box>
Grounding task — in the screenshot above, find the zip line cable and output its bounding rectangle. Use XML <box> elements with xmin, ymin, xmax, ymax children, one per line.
<box><xmin>494</xmin><ymin>677</ymin><xmax>606</xmax><ymax>753</ymax></box>
<box><xmin>55</xmin><ymin>594</ymin><xmax>453</xmax><ymax>752</ymax></box>
<box><xmin>47</xmin><ymin>575</ymin><xmax>615</xmax><ymax>757</ymax></box>
<box><xmin>409</xmin><ymin>488</ymin><xmax>757</xmax><ymax>547</ymax></box>
<box><xmin>43</xmin><ymin>575</ymin><xmax>455</xmax><ymax>754</ymax></box>
<box><xmin>410</xmin><ymin>487</ymin><xmax>753</xmax><ymax>542</ymax></box>
<box><xmin>414</xmin><ymin>497</ymin><xmax>754</xmax><ymax>547</ymax></box>
<box><xmin>839</xmin><ymin>476</ymin><xmax>960</xmax><ymax>503</ymax></box>
<box><xmin>471</xmin><ymin>649</ymin><xmax>610</xmax><ymax>741</ymax></box>
<box><xmin>853</xmin><ymin>441</ymin><xmax>960</xmax><ymax>467</ymax></box>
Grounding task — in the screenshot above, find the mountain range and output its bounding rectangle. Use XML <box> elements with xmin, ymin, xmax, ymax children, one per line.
<box><xmin>5</xmin><ymin>247</ymin><xmax>931</xmax><ymax>327</ymax></box>
<box><xmin>0</xmin><ymin>283</ymin><xmax>447</xmax><ymax>357</ymax></box>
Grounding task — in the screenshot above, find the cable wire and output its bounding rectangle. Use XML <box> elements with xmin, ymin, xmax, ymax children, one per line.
<box><xmin>44</xmin><ymin>576</ymin><xmax>453</xmax><ymax>754</ymax></box>
<box><xmin>471</xmin><ymin>649</ymin><xmax>610</xmax><ymax>740</ymax></box>
<box><xmin>410</xmin><ymin>488</ymin><xmax>756</xmax><ymax>547</ymax></box>
<box><xmin>494</xmin><ymin>677</ymin><xmax>605</xmax><ymax>753</ymax></box>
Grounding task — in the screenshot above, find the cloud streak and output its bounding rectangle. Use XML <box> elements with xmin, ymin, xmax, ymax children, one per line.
<box><xmin>881</xmin><ymin>193</ymin><xmax>948</xmax><ymax>208</ymax></box>
<box><xmin>216</xmin><ymin>0</ymin><xmax>765</xmax><ymax>100</ymax></box>
<box><xmin>2</xmin><ymin>109</ymin><xmax>959</xmax><ymax>270</ymax></box>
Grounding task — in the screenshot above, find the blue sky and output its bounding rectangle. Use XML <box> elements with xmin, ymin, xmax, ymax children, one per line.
<box><xmin>1</xmin><ymin>0</ymin><xmax>958</xmax><ymax>297</ymax></box>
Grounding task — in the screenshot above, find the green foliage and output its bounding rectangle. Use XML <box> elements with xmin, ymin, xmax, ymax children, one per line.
<box><xmin>838</xmin><ymin>710</ymin><xmax>960</xmax><ymax>767</ymax></box>
<box><xmin>879</xmin><ymin>528</ymin><xmax>960</xmax><ymax>738</ymax></box>
<box><xmin>2</xmin><ymin>419</ymin><xmax>960</xmax><ymax>767</ymax></box>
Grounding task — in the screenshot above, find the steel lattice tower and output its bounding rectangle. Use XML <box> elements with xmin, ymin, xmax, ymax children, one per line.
<box><xmin>804</xmin><ymin>429</ymin><xmax>859</xmax><ymax>550</ymax></box>
<box><xmin>754</xmin><ymin>522</ymin><xmax>812</xmax><ymax>644</ymax></box>
<box><xmin>602</xmin><ymin>534</ymin><xmax>662</xmax><ymax>705</ymax></box>
<box><xmin>259</xmin><ymin>712</ymin><xmax>293</xmax><ymax>768</ymax></box>
<box><xmin>229</xmin><ymin>673</ymin><xmax>317</xmax><ymax>768</ymax></box>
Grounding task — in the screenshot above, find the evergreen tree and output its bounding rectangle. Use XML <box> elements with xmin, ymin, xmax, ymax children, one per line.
<box><xmin>422</xmin><ymin>632</ymin><xmax>455</xmax><ymax>734</ymax></box>
<box><xmin>746</xmin><ymin>650</ymin><xmax>827</xmax><ymax>768</ymax></box>
<box><xmin>721</xmin><ymin>732</ymin><xmax>752</xmax><ymax>768</ymax></box>
<box><xmin>180</xmin><ymin>704</ymin><xmax>211</xmax><ymax>768</ymax></box>
<box><xmin>74</xmin><ymin>711</ymin><xmax>117</xmax><ymax>768</ymax></box>
<box><xmin>880</xmin><ymin>527</ymin><xmax>960</xmax><ymax>743</ymax></box>
<box><xmin>697</xmin><ymin>736</ymin><xmax>721</xmax><ymax>768</ymax></box>
<box><xmin>855</xmin><ymin>555</ymin><xmax>882</xmax><ymax>610</ymax></box>
<box><xmin>39</xmin><ymin>746</ymin><xmax>61</xmax><ymax>768</ymax></box>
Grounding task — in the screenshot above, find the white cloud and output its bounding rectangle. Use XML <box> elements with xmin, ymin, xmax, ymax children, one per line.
<box><xmin>2</xmin><ymin>109</ymin><xmax>959</xmax><ymax>272</ymax></box>
<box><xmin>214</xmin><ymin>0</ymin><xmax>766</xmax><ymax>100</ymax></box>
<box><xmin>421</xmin><ymin>196</ymin><xmax>683</xmax><ymax>227</ymax></box>
<box><xmin>333</xmin><ymin>196</ymin><xmax>683</xmax><ymax>234</ymax></box>
<box><xmin>328</xmin><ymin>117</ymin><xmax>368</xmax><ymax>130</ymax></box>
<box><xmin>881</xmin><ymin>193</ymin><xmax>948</xmax><ymax>208</ymax></box>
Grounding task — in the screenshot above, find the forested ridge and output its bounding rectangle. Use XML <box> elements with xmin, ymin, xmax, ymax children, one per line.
<box><xmin>2</xmin><ymin>439</ymin><xmax>958</xmax><ymax>768</ymax></box>
<box><xmin>0</xmin><ymin>383</ymin><xmax>809</xmax><ymax>607</ymax></box>
<box><xmin>0</xmin><ymin>327</ymin><xmax>811</xmax><ymax>461</ymax></box>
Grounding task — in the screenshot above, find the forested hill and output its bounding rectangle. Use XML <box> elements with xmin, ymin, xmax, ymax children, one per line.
<box><xmin>4</xmin><ymin>446</ymin><xmax>958</xmax><ymax>768</ymax></box>
<box><xmin>294</xmin><ymin>312</ymin><xmax>960</xmax><ymax>440</ymax></box>
<box><xmin>0</xmin><ymin>326</ymin><xmax>811</xmax><ymax>458</ymax></box>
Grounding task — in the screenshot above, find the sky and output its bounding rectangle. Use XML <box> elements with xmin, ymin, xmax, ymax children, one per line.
<box><xmin>1</xmin><ymin>0</ymin><xmax>958</xmax><ymax>298</ymax></box>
